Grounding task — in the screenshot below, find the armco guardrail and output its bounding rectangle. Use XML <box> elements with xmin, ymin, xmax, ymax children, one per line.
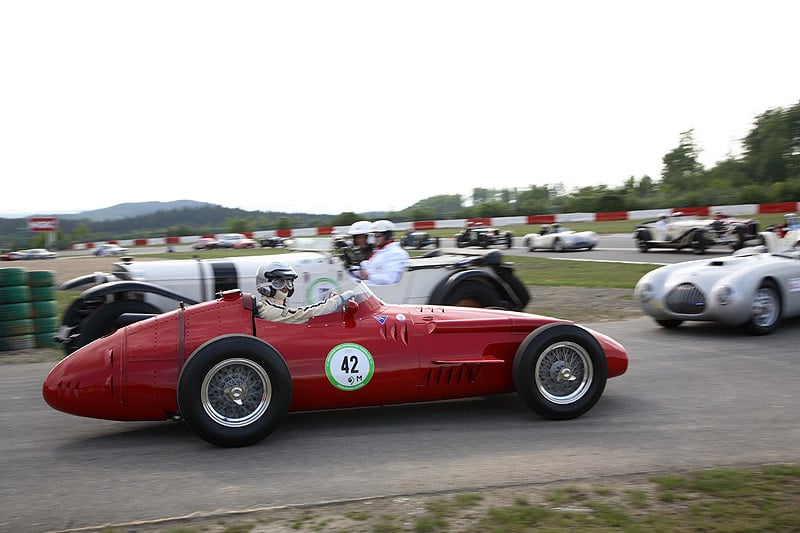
<box><xmin>72</xmin><ymin>201</ymin><xmax>800</xmax><ymax>250</ymax></box>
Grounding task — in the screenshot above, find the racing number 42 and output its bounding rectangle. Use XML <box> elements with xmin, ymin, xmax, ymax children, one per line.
<box><xmin>325</xmin><ymin>343</ymin><xmax>375</xmax><ymax>391</ymax></box>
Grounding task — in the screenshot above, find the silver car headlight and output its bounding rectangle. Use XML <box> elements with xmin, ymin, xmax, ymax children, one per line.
<box><xmin>635</xmin><ymin>281</ymin><xmax>654</xmax><ymax>303</ymax></box>
<box><xmin>716</xmin><ymin>285</ymin><xmax>735</xmax><ymax>306</ymax></box>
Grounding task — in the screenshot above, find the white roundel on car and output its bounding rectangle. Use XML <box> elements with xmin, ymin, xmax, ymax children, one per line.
<box><xmin>325</xmin><ymin>343</ymin><xmax>375</xmax><ymax>391</ymax></box>
<box><xmin>306</xmin><ymin>277</ymin><xmax>340</xmax><ymax>304</ymax></box>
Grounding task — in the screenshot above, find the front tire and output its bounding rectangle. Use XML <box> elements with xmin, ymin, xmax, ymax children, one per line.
<box><xmin>513</xmin><ymin>324</ymin><xmax>607</xmax><ymax>420</ymax></box>
<box><xmin>744</xmin><ymin>280</ymin><xmax>781</xmax><ymax>335</ymax></box>
<box><xmin>656</xmin><ymin>319</ymin><xmax>683</xmax><ymax>329</ymax></box>
<box><xmin>178</xmin><ymin>335</ymin><xmax>292</xmax><ymax>447</ymax></box>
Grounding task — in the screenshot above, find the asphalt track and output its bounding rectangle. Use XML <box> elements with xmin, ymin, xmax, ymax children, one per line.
<box><xmin>3</xmin><ymin>235</ymin><xmax>797</xmax><ymax>532</ymax></box>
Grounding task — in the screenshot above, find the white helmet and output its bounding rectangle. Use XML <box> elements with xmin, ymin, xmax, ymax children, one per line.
<box><xmin>348</xmin><ymin>220</ymin><xmax>372</xmax><ymax>236</ymax></box>
<box><xmin>256</xmin><ymin>261</ymin><xmax>298</xmax><ymax>298</ymax></box>
<box><xmin>371</xmin><ymin>219</ymin><xmax>395</xmax><ymax>234</ymax></box>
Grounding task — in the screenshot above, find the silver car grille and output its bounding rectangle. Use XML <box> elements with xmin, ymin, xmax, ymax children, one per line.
<box><xmin>665</xmin><ymin>283</ymin><xmax>706</xmax><ymax>315</ymax></box>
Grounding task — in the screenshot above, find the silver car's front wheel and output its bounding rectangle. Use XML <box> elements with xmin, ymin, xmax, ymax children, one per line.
<box><xmin>745</xmin><ymin>282</ymin><xmax>781</xmax><ymax>335</ymax></box>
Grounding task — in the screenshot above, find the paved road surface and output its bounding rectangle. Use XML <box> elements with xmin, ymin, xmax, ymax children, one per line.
<box><xmin>2</xmin><ymin>316</ymin><xmax>798</xmax><ymax>532</ymax></box>
<box><xmin>59</xmin><ymin>233</ymin><xmax>741</xmax><ymax>266</ymax></box>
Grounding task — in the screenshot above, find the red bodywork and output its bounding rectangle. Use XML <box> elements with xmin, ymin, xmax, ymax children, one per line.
<box><xmin>43</xmin><ymin>289</ymin><xmax>628</xmax><ymax>422</ymax></box>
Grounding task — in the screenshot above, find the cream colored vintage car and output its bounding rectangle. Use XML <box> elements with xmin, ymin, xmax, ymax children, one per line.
<box><xmin>56</xmin><ymin>238</ymin><xmax>530</xmax><ymax>354</ymax></box>
<box><xmin>633</xmin><ymin>213</ymin><xmax>759</xmax><ymax>254</ymax></box>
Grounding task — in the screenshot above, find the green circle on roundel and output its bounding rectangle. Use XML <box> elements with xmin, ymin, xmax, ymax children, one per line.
<box><xmin>325</xmin><ymin>343</ymin><xmax>375</xmax><ymax>391</ymax></box>
<box><xmin>306</xmin><ymin>277</ymin><xmax>339</xmax><ymax>304</ymax></box>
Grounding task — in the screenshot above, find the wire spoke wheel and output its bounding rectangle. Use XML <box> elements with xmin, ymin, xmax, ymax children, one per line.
<box><xmin>513</xmin><ymin>324</ymin><xmax>607</xmax><ymax>420</ymax></box>
<box><xmin>534</xmin><ymin>341</ymin><xmax>592</xmax><ymax>404</ymax></box>
<box><xmin>745</xmin><ymin>282</ymin><xmax>781</xmax><ymax>335</ymax></box>
<box><xmin>201</xmin><ymin>358</ymin><xmax>272</xmax><ymax>428</ymax></box>
<box><xmin>178</xmin><ymin>336</ymin><xmax>292</xmax><ymax>447</ymax></box>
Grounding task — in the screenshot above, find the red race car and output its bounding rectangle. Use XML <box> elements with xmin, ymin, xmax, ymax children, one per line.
<box><xmin>43</xmin><ymin>283</ymin><xmax>628</xmax><ymax>447</ymax></box>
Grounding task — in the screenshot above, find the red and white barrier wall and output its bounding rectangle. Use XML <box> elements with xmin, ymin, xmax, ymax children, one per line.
<box><xmin>73</xmin><ymin>201</ymin><xmax>800</xmax><ymax>250</ymax></box>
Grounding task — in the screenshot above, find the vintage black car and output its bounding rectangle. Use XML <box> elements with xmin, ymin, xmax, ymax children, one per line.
<box><xmin>260</xmin><ymin>236</ymin><xmax>287</xmax><ymax>248</ymax></box>
<box><xmin>455</xmin><ymin>224</ymin><xmax>513</xmax><ymax>249</ymax></box>
<box><xmin>401</xmin><ymin>231</ymin><xmax>440</xmax><ymax>249</ymax></box>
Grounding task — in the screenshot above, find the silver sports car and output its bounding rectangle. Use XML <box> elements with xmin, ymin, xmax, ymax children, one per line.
<box><xmin>634</xmin><ymin>246</ymin><xmax>800</xmax><ymax>335</ymax></box>
<box><xmin>523</xmin><ymin>224</ymin><xmax>598</xmax><ymax>252</ymax></box>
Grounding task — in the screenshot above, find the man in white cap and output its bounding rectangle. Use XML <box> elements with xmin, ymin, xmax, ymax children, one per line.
<box><xmin>358</xmin><ymin>219</ymin><xmax>409</xmax><ymax>285</ymax></box>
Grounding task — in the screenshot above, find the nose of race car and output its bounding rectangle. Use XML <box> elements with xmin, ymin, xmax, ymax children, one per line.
<box><xmin>43</xmin><ymin>334</ymin><xmax>119</xmax><ymax>419</ymax></box>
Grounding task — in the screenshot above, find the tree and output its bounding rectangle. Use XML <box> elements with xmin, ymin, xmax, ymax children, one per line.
<box><xmin>742</xmin><ymin>103</ymin><xmax>800</xmax><ymax>185</ymax></box>
<box><xmin>471</xmin><ymin>188</ymin><xmax>491</xmax><ymax>205</ymax></box>
<box><xmin>516</xmin><ymin>185</ymin><xmax>553</xmax><ymax>215</ymax></box>
<box><xmin>661</xmin><ymin>130</ymin><xmax>704</xmax><ymax>192</ymax></box>
<box><xmin>330</xmin><ymin>212</ymin><xmax>362</xmax><ymax>227</ymax></box>
<box><xmin>404</xmin><ymin>195</ymin><xmax>464</xmax><ymax>220</ymax></box>
<box><xmin>225</xmin><ymin>217</ymin><xmax>251</xmax><ymax>234</ymax></box>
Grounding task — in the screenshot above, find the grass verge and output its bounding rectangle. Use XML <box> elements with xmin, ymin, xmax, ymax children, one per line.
<box><xmin>101</xmin><ymin>464</ymin><xmax>799</xmax><ymax>532</ymax></box>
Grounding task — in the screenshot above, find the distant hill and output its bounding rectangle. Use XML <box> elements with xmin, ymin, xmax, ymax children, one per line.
<box><xmin>0</xmin><ymin>200</ymin><xmax>397</xmax><ymax>250</ymax></box>
<box><xmin>54</xmin><ymin>200</ymin><xmax>214</xmax><ymax>222</ymax></box>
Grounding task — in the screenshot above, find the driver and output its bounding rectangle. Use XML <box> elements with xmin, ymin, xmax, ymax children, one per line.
<box><xmin>347</xmin><ymin>220</ymin><xmax>373</xmax><ymax>263</ymax></box>
<box><xmin>255</xmin><ymin>261</ymin><xmax>352</xmax><ymax>323</ymax></box>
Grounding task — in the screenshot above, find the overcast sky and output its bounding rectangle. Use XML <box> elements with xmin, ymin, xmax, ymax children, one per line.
<box><xmin>2</xmin><ymin>1</ymin><xmax>798</xmax><ymax>218</ymax></box>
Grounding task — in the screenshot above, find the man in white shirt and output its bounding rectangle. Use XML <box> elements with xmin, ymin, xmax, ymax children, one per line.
<box><xmin>358</xmin><ymin>219</ymin><xmax>409</xmax><ymax>285</ymax></box>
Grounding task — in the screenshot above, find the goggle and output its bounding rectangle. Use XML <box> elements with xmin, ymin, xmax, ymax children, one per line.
<box><xmin>270</xmin><ymin>278</ymin><xmax>294</xmax><ymax>290</ymax></box>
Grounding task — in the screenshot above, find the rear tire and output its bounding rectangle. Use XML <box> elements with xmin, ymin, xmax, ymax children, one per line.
<box><xmin>178</xmin><ymin>335</ymin><xmax>292</xmax><ymax>447</ymax></box>
<box><xmin>64</xmin><ymin>299</ymin><xmax>161</xmax><ymax>354</ymax></box>
<box><xmin>442</xmin><ymin>280</ymin><xmax>503</xmax><ymax>308</ymax></box>
<box><xmin>731</xmin><ymin>227</ymin><xmax>746</xmax><ymax>250</ymax></box>
<box><xmin>692</xmin><ymin>232</ymin><xmax>706</xmax><ymax>255</ymax></box>
<box><xmin>513</xmin><ymin>324</ymin><xmax>607</xmax><ymax>420</ymax></box>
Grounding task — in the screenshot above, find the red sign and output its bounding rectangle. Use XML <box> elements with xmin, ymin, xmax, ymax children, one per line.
<box><xmin>28</xmin><ymin>217</ymin><xmax>58</xmax><ymax>232</ymax></box>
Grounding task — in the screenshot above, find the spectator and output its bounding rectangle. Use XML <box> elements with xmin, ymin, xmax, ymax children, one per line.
<box><xmin>358</xmin><ymin>220</ymin><xmax>409</xmax><ymax>285</ymax></box>
<box><xmin>255</xmin><ymin>261</ymin><xmax>352</xmax><ymax>323</ymax></box>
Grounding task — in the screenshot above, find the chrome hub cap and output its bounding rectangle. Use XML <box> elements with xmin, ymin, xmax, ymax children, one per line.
<box><xmin>535</xmin><ymin>341</ymin><xmax>593</xmax><ymax>404</ymax></box>
<box><xmin>201</xmin><ymin>358</ymin><xmax>272</xmax><ymax>427</ymax></box>
<box><xmin>751</xmin><ymin>288</ymin><xmax>779</xmax><ymax>327</ymax></box>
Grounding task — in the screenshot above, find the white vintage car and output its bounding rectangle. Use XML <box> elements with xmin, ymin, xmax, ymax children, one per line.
<box><xmin>633</xmin><ymin>213</ymin><xmax>760</xmax><ymax>254</ymax></box>
<box><xmin>758</xmin><ymin>214</ymin><xmax>800</xmax><ymax>252</ymax></box>
<box><xmin>56</xmin><ymin>238</ymin><xmax>530</xmax><ymax>354</ymax></box>
<box><xmin>522</xmin><ymin>224</ymin><xmax>598</xmax><ymax>252</ymax></box>
<box><xmin>634</xmin><ymin>245</ymin><xmax>800</xmax><ymax>335</ymax></box>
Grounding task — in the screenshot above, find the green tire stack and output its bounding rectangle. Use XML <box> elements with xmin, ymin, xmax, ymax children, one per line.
<box><xmin>0</xmin><ymin>268</ymin><xmax>59</xmax><ymax>351</ymax></box>
<box><xmin>28</xmin><ymin>270</ymin><xmax>59</xmax><ymax>348</ymax></box>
